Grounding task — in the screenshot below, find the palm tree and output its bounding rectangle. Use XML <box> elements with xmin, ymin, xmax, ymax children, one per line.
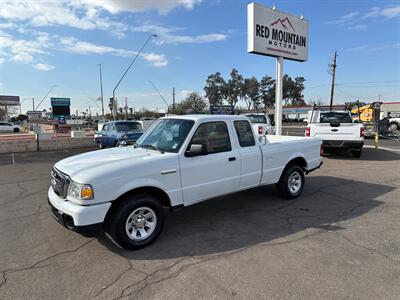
<box><xmin>118</xmin><ymin>107</ymin><xmax>123</xmax><ymax>119</ymax></box>
<box><xmin>129</xmin><ymin>107</ymin><xmax>133</xmax><ymax>119</ymax></box>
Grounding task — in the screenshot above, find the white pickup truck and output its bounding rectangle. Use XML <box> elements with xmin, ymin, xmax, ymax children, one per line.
<box><xmin>306</xmin><ymin>110</ymin><xmax>364</xmax><ymax>158</ymax></box>
<box><xmin>244</xmin><ymin>113</ymin><xmax>275</xmax><ymax>141</ymax></box>
<box><xmin>48</xmin><ymin>115</ymin><xmax>322</xmax><ymax>250</ymax></box>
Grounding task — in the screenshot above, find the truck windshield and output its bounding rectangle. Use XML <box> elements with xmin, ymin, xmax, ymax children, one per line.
<box><xmin>115</xmin><ymin>122</ymin><xmax>143</xmax><ymax>132</ymax></box>
<box><xmin>246</xmin><ymin>114</ymin><xmax>268</xmax><ymax>124</ymax></box>
<box><xmin>136</xmin><ymin>119</ymin><xmax>194</xmax><ymax>153</ymax></box>
<box><xmin>320</xmin><ymin>112</ymin><xmax>352</xmax><ymax>124</ymax></box>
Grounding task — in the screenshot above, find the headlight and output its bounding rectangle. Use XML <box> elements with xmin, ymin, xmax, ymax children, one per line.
<box><xmin>67</xmin><ymin>181</ymin><xmax>94</xmax><ymax>200</ymax></box>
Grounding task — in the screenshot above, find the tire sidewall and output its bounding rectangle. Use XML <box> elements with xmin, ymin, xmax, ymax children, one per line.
<box><xmin>109</xmin><ymin>195</ymin><xmax>165</xmax><ymax>250</ymax></box>
<box><xmin>278</xmin><ymin>165</ymin><xmax>305</xmax><ymax>199</ymax></box>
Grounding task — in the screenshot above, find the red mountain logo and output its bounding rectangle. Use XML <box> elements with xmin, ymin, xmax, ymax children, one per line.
<box><xmin>270</xmin><ymin>17</ymin><xmax>296</xmax><ymax>32</ymax></box>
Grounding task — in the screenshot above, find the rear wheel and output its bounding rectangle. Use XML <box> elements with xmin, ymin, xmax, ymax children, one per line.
<box><xmin>13</xmin><ymin>128</ymin><xmax>19</xmax><ymax>133</ymax></box>
<box><xmin>389</xmin><ymin>123</ymin><xmax>398</xmax><ymax>132</ymax></box>
<box><xmin>351</xmin><ymin>149</ymin><xmax>362</xmax><ymax>158</ymax></box>
<box><xmin>275</xmin><ymin>165</ymin><xmax>305</xmax><ymax>199</ymax></box>
<box><xmin>106</xmin><ymin>194</ymin><xmax>165</xmax><ymax>250</ymax></box>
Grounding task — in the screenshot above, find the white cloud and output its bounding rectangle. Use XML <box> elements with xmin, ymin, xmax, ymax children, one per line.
<box><xmin>325</xmin><ymin>5</ymin><xmax>400</xmax><ymax>28</ymax></box>
<box><xmin>82</xmin><ymin>0</ymin><xmax>202</xmax><ymax>15</ymax></box>
<box><xmin>347</xmin><ymin>25</ymin><xmax>367</xmax><ymax>31</ymax></box>
<box><xmin>34</xmin><ymin>63</ymin><xmax>55</xmax><ymax>71</ymax></box>
<box><xmin>58</xmin><ymin>36</ymin><xmax>168</xmax><ymax>67</ymax></box>
<box><xmin>0</xmin><ymin>57</ymin><xmax>5</xmax><ymax>64</ymax></box>
<box><xmin>133</xmin><ymin>23</ymin><xmax>228</xmax><ymax>45</ymax></box>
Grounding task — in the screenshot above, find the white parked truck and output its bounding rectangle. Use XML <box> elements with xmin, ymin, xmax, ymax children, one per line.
<box><xmin>48</xmin><ymin>115</ymin><xmax>323</xmax><ymax>250</ymax></box>
<box><xmin>306</xmin><ymin>110</ymin><xmax>364</xmax><ymax>158</ymax></box>
<box><xmin>243</xmin><ymin>113</ymin><xmax>275</xmax><ymax>141</ymax></box>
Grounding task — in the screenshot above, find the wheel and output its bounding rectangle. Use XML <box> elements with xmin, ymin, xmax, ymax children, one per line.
<box><xmin>114</xmin><ymin>141</ymin><xmax>120</xmax><ymax>147</ymax></box>
<box><xmin>99</xmin><ymin>143</ymin><xmax>104</xmax><ymax>149</ymax></box>
<box><xmin>275</xmin><ymin>165</ymin><xmax>305</xmax><ymax>199</ymax></box>
<box><xmin>13</xmin><ymin>128</ymin><xmax>20</xmax><ymax>133</ymax></box>
<box><xmin>106</xmin><ymin>194</ymin><xmax>165</xmax><ymax>250</ymax></box>
<box><xmin>351</xmin><ymin>149</ymin><xmax>362</xmax><ymax>158</ymax></box>
<box><xmin>389</xmin><ymin>123</ymin><xmax>398</xmax><ymax>132</ymax></box>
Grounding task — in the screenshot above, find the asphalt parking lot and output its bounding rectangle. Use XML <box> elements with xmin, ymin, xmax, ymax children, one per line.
<box><xmin>1</xmin><ymin>147</ymin><xmax>399</xmax><ymax>299</ymax></box>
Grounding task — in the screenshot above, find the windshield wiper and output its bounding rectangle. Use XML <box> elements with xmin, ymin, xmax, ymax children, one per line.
<box><xmin>139</xmin><ymin>144</ymin><xmax>160</xmax><ymax>152</ymax></box>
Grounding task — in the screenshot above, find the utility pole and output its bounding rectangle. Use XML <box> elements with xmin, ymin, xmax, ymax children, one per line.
<box><xmin>98</xmin><ymin>64</ymin><xmax>104</xmax><ymax>118</ymax></box>
<box><xmin>328</xmin><ymin>51</ymin><xmax>337</xmax><ymax>111</ymax></box>
<box><xmin>172</xmin><ymin>87</ymin><xmax>175</xmax><ymax>114</ymax></box>
<box><xmin>32</xmin><ymin>98</ymin><xmax>35</xmax><ymax>111</ymax></box>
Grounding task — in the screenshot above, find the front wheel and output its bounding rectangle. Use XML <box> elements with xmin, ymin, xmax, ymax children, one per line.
<box><xmin>275</xmin><ymin>165</ymin><xmax>305</xmax><ymax>199</ymax></box>
<box><xmin>106</xmin><ymin>194</ymin><xmax>165</xmax><ymax>250</ymax></box>
<box><xmin>13</xmin><ymin>128</ymin><xmax>20</xmax><ymax>133</ymax></box>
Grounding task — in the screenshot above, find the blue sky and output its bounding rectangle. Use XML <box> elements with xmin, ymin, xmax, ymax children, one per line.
<box><xmin>1</xmin><ymin>0</ymin><xmax>399</xmax><ymax>115</ymax></box>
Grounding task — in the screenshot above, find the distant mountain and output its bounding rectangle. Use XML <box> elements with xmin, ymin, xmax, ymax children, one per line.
<box><xmin>270</xmin><ymin>17</ymin><xmax>295</xmax><ymax>32</ymax></box>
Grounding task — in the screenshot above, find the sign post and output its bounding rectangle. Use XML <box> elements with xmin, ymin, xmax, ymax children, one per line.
<box><xmin>247</xmin><ymin>3</ymin><xmax>308</xmax><ymax>135</ymax></box>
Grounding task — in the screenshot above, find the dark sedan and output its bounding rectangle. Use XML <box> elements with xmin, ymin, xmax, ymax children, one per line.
<box><xmin>95</xmin><ymin>121</ymin><xmax>143</xmax><ymax>148</ymax></box>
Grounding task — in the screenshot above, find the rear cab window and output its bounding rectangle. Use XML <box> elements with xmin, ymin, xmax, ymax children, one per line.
<box><xmin>234</xmin><ymin>121</ymin><xmax>256</xmax><ymax>147</ymax></box>
<box><xmin>320</xmin><ymin>112</ymin><xmax>353</xmax><ymax>124</ymax></box>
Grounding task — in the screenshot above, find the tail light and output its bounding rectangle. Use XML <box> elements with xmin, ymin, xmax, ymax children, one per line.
<box><xmin>360</xmin><ymin>127</ymin><xmax>365</xmax><ymax>138</ymax></box>
<box><xmin>320</xmin><ymin>143</ymin><xmax>324</xmax><ymax>157</ymax></box>
<box><xmin>258</xmin><ymin>126</ymin><xmax>263</xmax><ymax>135</ymax></box>
<box><xmin>305</xmin><ymin>127</ymin><xmax>310</xmax><ymax>137</ymax></box>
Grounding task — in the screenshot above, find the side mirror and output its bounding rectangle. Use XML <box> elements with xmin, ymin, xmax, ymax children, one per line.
<box><xmin>185</xmin><ymin>144</ymin><xmax>207</xmax><ymax>157</ymax></box>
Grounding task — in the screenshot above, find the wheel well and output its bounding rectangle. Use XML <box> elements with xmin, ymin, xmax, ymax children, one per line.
<box><xmin>112</xmin><ymin>186</ymin><xmax>171</xmax><ymax>208</ymax></box>
<box><xmin>286</xmin><ymin>157</ymin><xmax>307</xmax><ymax>171</ymax></box>
<box><xmin>389</xmin><ymin>122</ymin><xmax>399</xmax><ymax>128</ymax></box>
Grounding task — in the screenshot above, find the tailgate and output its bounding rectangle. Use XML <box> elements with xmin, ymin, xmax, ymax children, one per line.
<box><xmin>310</xmin><ymin>124</ymin><xmax>362</xmax><ymax>141</ymax></box>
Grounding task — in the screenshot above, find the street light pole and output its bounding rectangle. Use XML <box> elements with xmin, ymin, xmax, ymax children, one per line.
<box><xmin>35</xmin><ymin>85</ymin><xmax>57</xmax><ymax>111</ymax></box>
<box><xmin>112</xmin><ymin>34</ymin><xmax>157</xmax><ymax>120</ymax></box>
<box><xmin>148</xmin><ymin>81</ymin><xmax>169</xmax><ymax>114</ymax></box>
<box><xmin>98</xmin><ymin>64</ymin><xmax>104</xmax><ymax>119</ymax></box>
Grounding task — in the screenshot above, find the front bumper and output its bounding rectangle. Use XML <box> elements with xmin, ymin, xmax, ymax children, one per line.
<box><xmin>322</xmin><ymin>140</ymin><xmax>364</xmax><ymax>149</ymax></box>
<box><xmin>48</xmin><ymin>187</ymin><xmax>111</xmax><ymax>236</ymax></box>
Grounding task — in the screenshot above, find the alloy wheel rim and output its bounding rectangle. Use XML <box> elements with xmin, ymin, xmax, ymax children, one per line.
<box><xmin>288</xmin><ymin>171</ymin><xmax>302</xmax><ymax>194</ymax></box>
<box><xmin>125</xmin><ymin>207</ymin><xmax>157</xmax><ymax>241</ymax></box>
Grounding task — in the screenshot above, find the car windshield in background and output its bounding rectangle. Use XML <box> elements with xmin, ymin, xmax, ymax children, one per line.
<box><xmin>115</xmin><ymin>122</ymin><xmax>142</xmax><ymax>132</ymax></box>
<box><xmin>246</xmin><ymin>115</ymin><xmax>267</xmax><ymax>124</ymax></box>
<box><xmin>320</xmin><ymin>112</ymin><xmax>353</xmax><ymax>124</ymax></box>
<box><xmin>136</xmin><ymin>119</ymin><xmax>194</xmax><ymax>153</ymax></box>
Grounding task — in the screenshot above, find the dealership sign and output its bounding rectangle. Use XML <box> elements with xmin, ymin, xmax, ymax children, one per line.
<box><xmin>247</xmin><ymin>3</ymin><xmax>308</xmax><ymax>61</ymax></box>
<box><xmin>0</xmin><ymin>95</ymin><xmax>20</xmax><ymax>106</ymax></box>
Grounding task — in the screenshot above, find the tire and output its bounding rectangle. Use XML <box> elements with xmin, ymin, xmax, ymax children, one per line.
<box><xmin>106</xmin><ymin>194</ymin><xmax>165</xmax><ymax>250</ymax></box>
<box><xmin>351</xmin><ymin>149</ymin><xmax>362</xmax><ymax>158</ymax></box>
<box><xmin>275</xmin><ymin>165</ymin><xmax>305</xmax><ymax>199</ymax></box>
<box><xmin>389</xmin><ymin>123</ymin><xmax>398</xmax><ymax>132</ymax></box>
<box><xmin>13</xmin><ymin>128</ymin><xmax>20</xmax><ymax>133</ymax></box>
<box><xmin>114</xmin><ymin>141</ymin><xmax>119</xmax><ymax>147</ymax></box>
<box><xmin>99</xmin><ymin>143</ymin><xmax>104</xmax><ymax>149</ymax></box>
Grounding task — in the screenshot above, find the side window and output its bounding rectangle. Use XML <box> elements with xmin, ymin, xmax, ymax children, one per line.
<box><xmin>189</xmin><ymin>121</ymin><xmax>231</xmax><ymax>154</ymax></box>
<box><xmin>234</xmin><ymin>121</ymin><xmax>255</xmax><ymax>147</ymax></box>
<box><xmin>102</xmin><ymin>124</ymin><xmax>109</xmax><ymax>131</ymax></box>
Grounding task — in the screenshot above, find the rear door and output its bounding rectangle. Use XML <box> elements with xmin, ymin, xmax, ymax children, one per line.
<box><xmin>179</xmin><ymin>121</ymin><xmax>240</xmax><ymax>205</ymax></box>
<box><xmin>233</xmin><ymin>120</ymin><xmax>262</xmax><ymax>189</ymax></box>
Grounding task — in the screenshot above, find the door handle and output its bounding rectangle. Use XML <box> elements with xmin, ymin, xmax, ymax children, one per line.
<box><xmin>228</xmin><ymin>157</ymin><xmax>236</xmax><ymax>162</ymax></box>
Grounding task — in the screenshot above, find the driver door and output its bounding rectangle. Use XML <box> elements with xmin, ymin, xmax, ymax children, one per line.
<box><xmin>179</xmin><ymin>121</ymin><xmax>240</xmax><ymax>205</ymax></box>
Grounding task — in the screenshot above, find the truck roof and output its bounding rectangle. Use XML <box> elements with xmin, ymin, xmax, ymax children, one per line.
<box><xmin>162</xmin><ymin>114</ymin><xmax>249</xmax><ymax>122</ymax></box>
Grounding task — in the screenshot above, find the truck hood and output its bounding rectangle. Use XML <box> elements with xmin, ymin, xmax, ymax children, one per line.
<box><xmin>54</xmin><ymin>147</ymin><xmax>155</xmax><ymax>179</ymax></box>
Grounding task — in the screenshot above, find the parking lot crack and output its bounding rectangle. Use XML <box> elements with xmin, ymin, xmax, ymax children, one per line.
<box><xmin>0</xmin><ymin>239</ymin><xmax>94</xmax><ymax>291</ymax></box>
<box><xmin>339</xmin><ymin>234</ymin><xmax>400</xmax><ymax>264</ymax></box>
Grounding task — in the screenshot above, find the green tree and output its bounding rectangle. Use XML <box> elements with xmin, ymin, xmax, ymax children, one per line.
<box><xmin>204</xmin><ymin>72</ymin><xmax>225</xmax><ymax>106</ymax></box>
<box><xmin>173</xmin><ymin>92</ymin><xmax>208</xmax><ymax>115</ymax></box>
<box><xmin>259</xmin><ymin>75</ymin><xmax>275</xmax><ymax>109</ymax></box>
<box><xmin>225</xmin><ymin>68</ymin><xmax>242</xmax><ymax>108</ymax></box>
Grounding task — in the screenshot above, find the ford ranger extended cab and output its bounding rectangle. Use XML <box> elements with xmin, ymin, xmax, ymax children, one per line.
<box><xmin>48</xmin><ymin>115</ymin><xmax>322</xmax><ymax>250</ymax></box>
<box><xmin>306</xmin><ymin>110</ymin><xmax>364</xmax><ymax>158</ymax></box>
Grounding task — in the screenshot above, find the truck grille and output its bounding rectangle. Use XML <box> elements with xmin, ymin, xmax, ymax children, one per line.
<box><xmin>51</xmin><ymin>168</ymin><xmax>69</xmax><ymax>199</ymax></box>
